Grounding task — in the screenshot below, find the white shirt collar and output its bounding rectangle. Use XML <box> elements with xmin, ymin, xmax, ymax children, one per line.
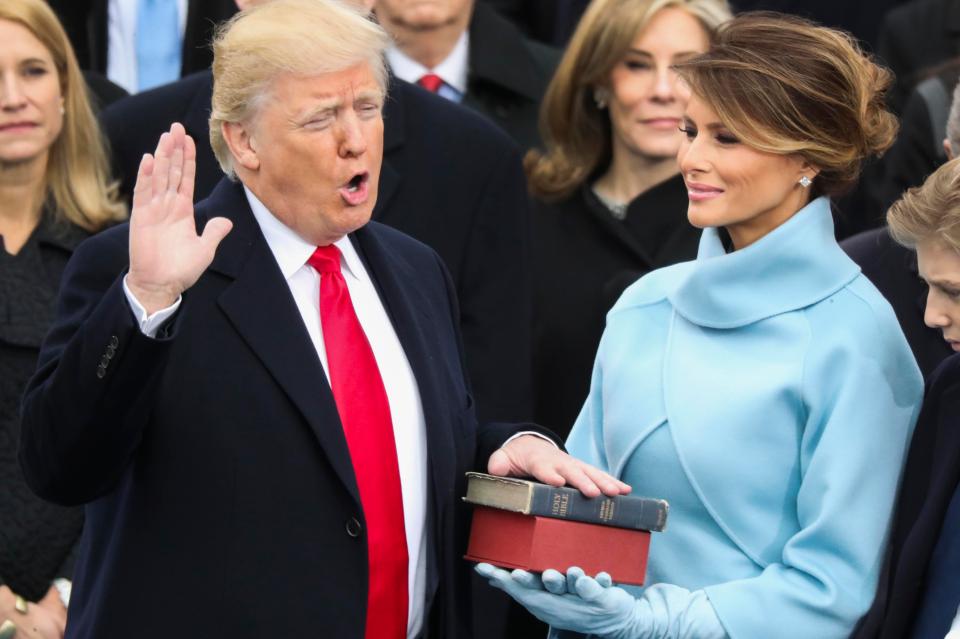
<box><xmin>386</xmin><ymin>30</ymin><xmax>469</xmax><ymax>94</ymax></box>
<box><xmin>243</xmin><ymin>185</ymin><xmax>366</xmax><ymax>283</ymax></box>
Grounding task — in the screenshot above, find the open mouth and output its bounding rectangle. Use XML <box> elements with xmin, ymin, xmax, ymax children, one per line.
<box><xmin>339</xmin><ymin>172</ymin><xmax>370</xmax><ymax>206</ymax></box>
<box><xmin>347</xmin><ymin>173</ymin><xmax>365</xmax><ymax>192</ymax></box>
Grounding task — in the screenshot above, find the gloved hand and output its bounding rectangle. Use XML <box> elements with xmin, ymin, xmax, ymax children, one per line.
<box><xmin>475</xmin><ymin>563</ymin><xmax>642</xmax><ymax>638</ymax></box>
<box><xmin>475</xmin><ymin>564</ymin><xmax>728</xmax><ymax>639</ymax></box>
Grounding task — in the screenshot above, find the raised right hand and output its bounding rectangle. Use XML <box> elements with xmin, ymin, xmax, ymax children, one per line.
<box><xmin>127</xmin><ymin>122</ymin><xmax>233</xmax><ymax>314</ymax></box>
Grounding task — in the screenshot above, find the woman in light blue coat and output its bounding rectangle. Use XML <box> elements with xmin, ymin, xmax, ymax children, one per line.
<box><xmin>478</xmin><ymin>12</ymin><xmax>924</xmax><ymax>639</ymax></box>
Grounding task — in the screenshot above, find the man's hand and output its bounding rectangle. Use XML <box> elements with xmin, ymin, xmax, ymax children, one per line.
<box><xmin>487</xmin><ymin>435</ymin><xmax>630</xmax><ymax>498</ymax></box>
<box><xmin>127</xmin><ymin>122</ymin><xmax>233</xmax><ymax>314</ymax></box>
<box><xmin>0</xmin><ymin>586</ymin><xmax>64</xmax><ymax>639</ymax></box>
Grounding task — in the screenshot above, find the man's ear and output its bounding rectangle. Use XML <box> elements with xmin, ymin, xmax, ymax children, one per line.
<box><xmin>945</xmin><ymin>137</ymin><xmax>954</xmax><ymax>161</ymax></box>
<box><xmin>222</xmin><ymin>120</ymin><xmax>260</xmax><ymax>172</ymax></box>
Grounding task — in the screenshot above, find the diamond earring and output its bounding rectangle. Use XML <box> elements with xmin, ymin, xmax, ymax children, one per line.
<box><xmin>593</xmin><ymin>88</ymin><xmax>608</xmax><ymax>110</ymax></box>
<box><xmin>799</xmin><ymin>176</ymin><xmax>812</xmax><ymax>188</ymax></box>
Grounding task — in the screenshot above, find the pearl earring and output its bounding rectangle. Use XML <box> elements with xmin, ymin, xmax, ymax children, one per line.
<box><xmin>799</xmin><ymin>176</ymin><xmax>812</xmax><ymax>188</ymax></box>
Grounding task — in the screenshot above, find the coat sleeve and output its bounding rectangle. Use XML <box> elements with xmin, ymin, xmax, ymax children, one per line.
<box><xmin>18</xmin><ymin>227</ymin><xmax>177</xmax><ymax>506</ymax></box>
<box><xmin>702</xmin><ymin>317</ymin><xmax>923</xmax><ymax>639</ymax></box>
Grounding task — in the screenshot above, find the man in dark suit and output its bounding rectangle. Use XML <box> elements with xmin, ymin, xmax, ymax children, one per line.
<box><xmin>19</xmin><ymin>2</ymin><xmax>625</xmax><ymax>638</ymax></box>
<box><xmin>375</xmin><ymin>0</ymin><xmax>559</xmax><ymax>149</ymax></box>
<box><xmin>841</xmin><ymin>229</ymin><xmax>953</xmax><ymax>379</ymax></box>
<box><xmin>47</xmin><ymin>0</ymin><xmax>237</xmax><ymax>89</ymax></box>
<box><xmin>99</xmin><ymin>63</ymin><xmax>534</xmax><ymax>426</ymax></box>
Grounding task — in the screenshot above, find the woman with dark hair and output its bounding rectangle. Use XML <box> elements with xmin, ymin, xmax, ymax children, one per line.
<box><xmin>0</xmin><ymin>0</ymin><xmax>125</xmax><ymax>635</ymax></box>
<box><xmin>479</xmin><ymin>13</ymin><xmax>923</xmax><ymax>638</ymax></box>
<box><xmin>528</xmin><ymin>0</ymin><xmax>731</xmax><ymax>435</ymax></box>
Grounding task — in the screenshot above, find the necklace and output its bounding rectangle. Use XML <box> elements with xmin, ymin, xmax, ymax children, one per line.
<box><xmin>591</xmin><ymin>186</ymin><xmax>629</xmax><ymax>221</ymax></box>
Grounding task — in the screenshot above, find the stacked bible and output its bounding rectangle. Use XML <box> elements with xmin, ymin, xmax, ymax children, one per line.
<box><xmin>463</xmin><ymin>472</ymin><xmax>669</xmax><ymax>586</ymax></box>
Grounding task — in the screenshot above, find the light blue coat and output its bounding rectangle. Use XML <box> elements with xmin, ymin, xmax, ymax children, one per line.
<box><xmin>565</xmin><ymin>197</ymin><xmax>923</xmax><ymax>638</ymax></box>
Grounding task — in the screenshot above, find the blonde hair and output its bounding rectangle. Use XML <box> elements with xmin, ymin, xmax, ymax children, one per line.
<box><xmin>675</xmin><ymin>12</ymin><xmax>898</xmax><ymax>198</ymax></box>
<box><xmin>526</xmin><ymin>0</ymin><xmax>732</xmax><ymax>200</ymax></box>
<box><xmin>888</xmin><ymin>157</ymin><xmax>960</xmax><ymax>253</ymax></box>
<box><xmin>209</xmin><ymin>0</ymin><xmax>391</xmax><ymax>177</ymax></box>
<box><xmin>0</xmin><ymin>0</ymin><xmax>125</xmax><ymax>231</ymax></box>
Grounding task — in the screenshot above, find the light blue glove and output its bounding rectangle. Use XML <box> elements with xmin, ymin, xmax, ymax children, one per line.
<box><xmin>475</xmin><ymin>564</ymin><xmax>728</xmax><ymax>639</ymax></box>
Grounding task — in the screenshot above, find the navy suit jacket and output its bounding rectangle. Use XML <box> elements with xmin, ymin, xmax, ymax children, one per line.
<box><xmin>18</xmin><ymin>179</ymin><xmax>544</xmax><ymax>638</ymax></box>
<box><xmin>854</xmin><ymin>354</ymin><xmax>960</xmax><ymax>637</ymax></box>
<box><xmin>841</xmin><ymin>227</ymin><xmax>952</xmax><ymax>379</ymax></box>
<box><xmin>100</xmin><ymin>71</ymin><xmax>533</xmax><ymax>424</ymax></box>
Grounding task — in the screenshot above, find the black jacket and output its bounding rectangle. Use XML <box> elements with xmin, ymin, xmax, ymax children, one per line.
<box><xmin>462</xmin><ymin>2</ymin><xmax>560</xmax><ymax>150</ymax></box>
<box><xmin>99</xmin><ymin>71</ymin><xmax>533</xmax><ymax>423</ymax></box>
<box><xmin>853</xmin><ymin>354</ymin><xmax>960</xmax><ymax>638</ymax></box>
<box><xmin>841</xmin><ymin>227</ymin><xmax>952</xmax><ymax>379</ymax></box>
<box><xmin>0</xmin><ymin>215</ymin><xmax>88</xmax><ymax>601</ymax></box>
<box><xmin>19</xmin><ymin>180</ymin><xmax>555</xmax><ymax>639</ymax></box>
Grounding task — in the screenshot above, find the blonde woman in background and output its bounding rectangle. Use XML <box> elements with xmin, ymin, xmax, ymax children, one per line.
<box><xmin>480</xmin><ymin>13</ymin><xmax>923</xmax><ymax>638</ymax></box>
<box><xmin>528</xmin><ymin>0</ymin><xmax>731</xmax><ymax>437</ymax></box>
<box><xmin>0</xmin><ymin>1</ymin><xmax>125</xmax><ymax>636</ymax></box>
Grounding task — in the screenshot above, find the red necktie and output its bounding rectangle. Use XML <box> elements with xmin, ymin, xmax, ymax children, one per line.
<box><xmin>307</xmin><ymin>245</ymin><xmax>408</xmax><ymax>639</ymax></box>
<box><xmin>417</xmin><ymin>73</ymin><xmax>444</xmax><ymax>93</ymax></box>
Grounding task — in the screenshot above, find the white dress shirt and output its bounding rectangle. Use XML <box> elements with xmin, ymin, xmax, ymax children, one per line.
<box><xmin>107</xmin><ymin>0</ymin><xmax>188</xmax><ymax>93</ymax></box>
<box><xmin>386</xmin><ymin>31</ymin><xmax>469</xmax><ymax>102</ymax></box>
<box><xmin>123</xmin><ymin>186</ymin><xmax>429</xmax><ymax>638</ymax></box>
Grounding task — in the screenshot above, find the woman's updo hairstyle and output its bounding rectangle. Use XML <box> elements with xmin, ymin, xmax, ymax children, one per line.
<box><xmin>674</xmin><ymin>12</ymin><xmax>897</xmax><ymax>198</ymax></box>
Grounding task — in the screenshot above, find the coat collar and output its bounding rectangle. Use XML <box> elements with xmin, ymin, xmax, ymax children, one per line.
<box><xmin>669</xmin><ymin>197</ymin><xmax>859</xmax><ymax>329</ymax></box>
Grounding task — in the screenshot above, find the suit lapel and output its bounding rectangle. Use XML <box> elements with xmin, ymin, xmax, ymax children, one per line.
<box><xmin>351</xmin><ymin>226</ymin><xmax>456</xmax><ymax>506</ymax></box>
<box><xmin>203</xmin><ymin>180</ymin><xmax>361</xmax><ymax>505</ymax></box>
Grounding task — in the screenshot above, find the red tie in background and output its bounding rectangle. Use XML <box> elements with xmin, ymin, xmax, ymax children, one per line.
<box><xmin>308</xmin><ymin>245</ymin><xmax>409</xmax><ymax>639</ymax></box>
<box><xmin>417</xmin><ymin>73</ymin><xmax>444</xmax><ymax>93</ymax></box>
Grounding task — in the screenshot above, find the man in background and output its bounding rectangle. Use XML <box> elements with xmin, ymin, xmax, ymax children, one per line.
<box><xmin>375</xmin><ymin>0</ymin><xmax>559</xmax><ymax>149</ymax></box>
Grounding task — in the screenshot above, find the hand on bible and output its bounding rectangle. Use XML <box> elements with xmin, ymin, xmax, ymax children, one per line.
<box><xmin>127</xmin><ymin>122</ymin><xmax>233</xmax><ymax>314</ymax></box>
<box><xmin>487</xmin><ymin>435</ymin><xmax>630</xmax><ymax>498</ymax></box>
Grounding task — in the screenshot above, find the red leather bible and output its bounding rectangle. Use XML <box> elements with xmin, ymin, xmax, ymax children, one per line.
<box><xmin>464</xmin><ymin>506</ymin><xmax>651</xmax><ymax>585</ymax></box>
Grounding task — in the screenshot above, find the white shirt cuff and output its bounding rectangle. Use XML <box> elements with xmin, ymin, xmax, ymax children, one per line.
<box><xmin>503</xmin><ymin>431</ymin><xmax>559</xmax><ymax>449</ymax></box>
<box><xmin>122</xmin><ymin>275</ymin><xmax>182</xmax><ymax>338</ymax></box>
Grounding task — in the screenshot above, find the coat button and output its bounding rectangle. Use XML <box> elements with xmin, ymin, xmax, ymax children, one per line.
<box><xmin>110</xmin><ymin>335</ymin><xmax>119</xmax><ymax>348</ymax></box>
<box><xmin>345</xmin><ymin>517</ymin><xmax>362</xmax><ymax>538</ymax></box>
